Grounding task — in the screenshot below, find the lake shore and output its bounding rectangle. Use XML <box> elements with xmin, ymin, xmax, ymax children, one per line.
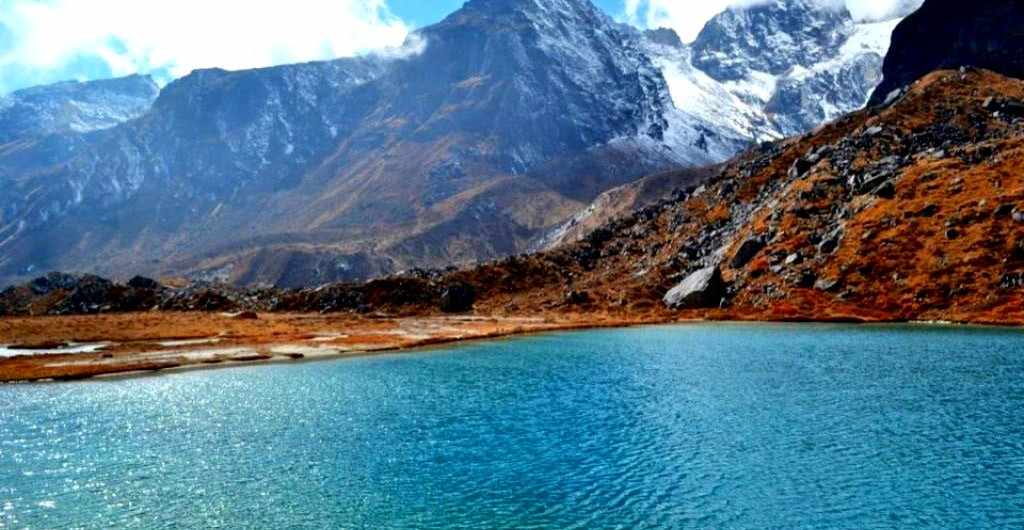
<box><xmin>3</xmin><ymin>309</ymin><xmax>1023</xmax><ymax>383</ymax></box>
<box><xmin>0</xmin><ymin>312</ymin><xmax>673</xmax><ymax>383</ymax></box>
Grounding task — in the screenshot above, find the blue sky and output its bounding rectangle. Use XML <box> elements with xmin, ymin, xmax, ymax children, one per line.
<box><xmin>0</xmin><ymin>0</ymin><xmax>908</xmax><ymax>95</ymax></box>
<box><xmin>390</xmin><ymin>0</ymin><xmax>622</xmax><ymax>27</ymax></box>
<box><xmin>0</xmin><ymin>0</ymin><xmax>646</xmax><ymax>95</ymax></box>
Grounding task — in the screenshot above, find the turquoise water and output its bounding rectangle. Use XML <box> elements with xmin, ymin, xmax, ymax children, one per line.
<box><xmin>3</xmin><ymin>323</ymin><xmax>1024</xmax><ymax>529</ymax></box>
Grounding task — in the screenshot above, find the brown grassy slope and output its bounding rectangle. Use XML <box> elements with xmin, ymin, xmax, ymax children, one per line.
<box><xmin>445</xmin><ymin>69</ymin><xmax>1024</xmax><ymax>325</ymax></box>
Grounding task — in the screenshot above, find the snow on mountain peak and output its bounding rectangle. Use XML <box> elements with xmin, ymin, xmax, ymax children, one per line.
<box><xmin>645</xmin><ymin>0</ymin><xmax>904</xmax><ymax>150</ymax></box>
<box><xmin>0</xmin><ymin>74</ymin><xmax>159</xmax><ymax>143</ymax></box>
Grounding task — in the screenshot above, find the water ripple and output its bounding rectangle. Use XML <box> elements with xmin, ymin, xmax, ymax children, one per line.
<box><xmin>2</xmin><ymin>323</ymin><xmax>1024</xmax><ymax>528</ymax></box>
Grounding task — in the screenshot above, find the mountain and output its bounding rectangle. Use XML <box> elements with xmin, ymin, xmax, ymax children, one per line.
<box><xmin>541</xmin><ymin>0</ymin><xmax>918</xmax><ymax>249</ymax></box>
<box><xmin>649</xmin><ymin>0</ymin><xmax>918</xmax><ymax>141</ymax></box>
<box><xmin>13</xmin><ymin>0</ymin><xmax>1024</xmax><ymax>326</ymax></box>
<box><xmin>871</xmin><ymin>0</ymin><xmax>1024</xmax><ymax>104</ymax></box>
<box><xmin>0</xmin><ymin>75</ymin><xmax>159</xmax><ymax>144</ymax></box>
<box><xmin>0</xmin><ymin>0</ymin><xmax>700</xmax><ymax>287</ymax></box>
<box><xmin>0</xmin><ymin>0</ymin><xmax>912</xmax><ymax>288</ymax></box>
<box><xmin>10</xmin><ymin>69</ymin><xmax>1023</xmax><ymax>324</ymax></box>
<box><xmin>478</xmin><ymin>68</ymin><xmax>1024</xmax><ymax>324</ymax></box>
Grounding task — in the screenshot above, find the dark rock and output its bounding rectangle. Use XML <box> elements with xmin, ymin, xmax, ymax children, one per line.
<box><xmin>788</xmin><ymin>157</ymin><xmax>816</xmax><ymax>179</ymax></box>
<box><xmin>873</xmin><ymin>181</ymin><xmax>896</xmax><ymax>199</ymax></box>
<box><xmin>731</xmin><ymin>237</ymin><xmax>767</xmax><ymax>269</ymax></box>
<box><xmin>817</xmin><ymin>229</ymin><xmax>843</xmax><ymax>255</ymax></box>
<box><xmin>871</xmin><ymin>0</ymin><xmax>1024</xmax><ymax>105</ymax></box>
<box><xmin>644</xmin><ymin>27</ymin><xmax>684</xmax><ymax>49</ymax></box>
<box><xmin>945</xmin><ymin>228</ymin><xmax>960</xmax><ymax>240</ymax></box>
<box><xmin>227</xmin><ymin>311</ymin><xmax>259</xmax><ymax>320</ymax></box>
<box><xmin>797</xmin><ymin>271</ymin><xmax>818</xmax><ymax>288</ymax></box>
<box><xmin>663</xmin><ymin>266</ymin><xmax>724</xmax><ymax>309</ymax></box>
<box><xmin>51</xmin><ymin>275</ymin><xmax>115</xmax><ymax>315</ymax></box>
<box><xmin>563</xmin><ymin>290</ymin><xmax>592</xmax><ymax>306</ymax></box>
<box><xmin>907</xmin><ymin>204</ymin><xmax>940</xmax><ymax>218</ymax></box>
<box><xmin>439</xmin><ymin>283</ymin><xmax>476</xmax><ymax>313</ymax></box>
<box><xmin>1012</xmin><ymin>240</ymin><xmax>1024</xmax><ymax>262</ymax></box>
<box><xmin>127</xmin><ymin>276</ymin><xmax>163</xmax><ymax>290</ymax></box>
<box><xmin>983</xmin><ymin>97</ymin><xmax>1024</xmax><ymax>118</ymax></box>
<box><xmin>994</xmin><ymin>203</ymin><xmax>1015</xmax><ymax>218</ymax></box>
<box><xmin>1001</xmin><ymin>272</ymin><xmax>1024</xmax><ymax>289</ymax></box>
<box><xmin>28</xmin><ymin>272</ymin><xmax>81</xmax><ymax>295</ymax></box>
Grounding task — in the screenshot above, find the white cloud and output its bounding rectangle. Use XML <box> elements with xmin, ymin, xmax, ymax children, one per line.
<box><xmin>623</xmin><ymin>0</ymin><xmax>920</xmax><ymax>42</ymax></box>
<box><xmin>0</xmin><ymin>0</ymin><xmax>412</xmax><ymax>83</ymax></box>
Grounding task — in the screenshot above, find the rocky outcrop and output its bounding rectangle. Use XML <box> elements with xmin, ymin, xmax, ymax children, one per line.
<box><xmin>440</xmin><ymin>283</ymin><xmax>476</xmax><ymax>313</ymax></box>
<box><xmin>871</xmin><ymin>0</ymin><xmax>1024</xmax><ymax>104</ymax></box>
<box><xmin>663</xmin><ymin>266</ymin><xmax>724</xmax><ymax>309</ymax></box>
<box><xmin>0</xmin><ymin>273</ymin><xmax>165</xmax><ymax>316</ymax></box>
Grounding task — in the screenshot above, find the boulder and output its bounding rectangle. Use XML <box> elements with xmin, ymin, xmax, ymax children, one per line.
<box><xmin>563</xmin><ymin>290</ymin><xmax>592</xmax><ymax>306</ymax></box>
<box><xmin>28</xmin><ymin>272</ymin><xmax>81</xmax><ymax>295</ymax></box>
<box><xmin>731</xmin><ymin>237</ymin><xmax>766</xmax><ymax>269</ymax></box>
<box><xmin>873</xmin><ymin>181</ymin><xmax>896</xmax><ymax>199</ymax></box>
<box><xmin>788</xmin><ymin>157</ymin><xmax>816</xmax><ymax>179</ymax></box>
<box><xmin>817</xmin><ymin>229</ymin><xmax>844</xmax><ymax>255</ymax></box>
<box><xmin>439</xmin><ymin>283</ymin><xmax>476</xmax><ymax>313</ymax></box>
<box><xmin>994</xmin><ymin>203</ymin><xmax>1015</xmax><ymax>218</ymax></box>
<box><xmin>814</xmin><ymin>278</ymin><xmax>840</xmax><ymax>292</ymax></box>
<box><xmin>663</xmin><ymin>266</ymin><xmax>724</xmax><ymax>309</ymax></box>
<box><xmin>51</xmin><ymin>275</ymin><xmax>115</xmax><ymax>315</ymax></box>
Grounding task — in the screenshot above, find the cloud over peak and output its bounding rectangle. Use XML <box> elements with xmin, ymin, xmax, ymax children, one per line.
<box><xmin>0</xmin><ymin>0</ymin><xmax>412</xmax><ymax>93</ymax></box>
<box><xmin>624</xmin><ymin>0</ymin><xmax>922</xmax><ymax>42</ymax></box>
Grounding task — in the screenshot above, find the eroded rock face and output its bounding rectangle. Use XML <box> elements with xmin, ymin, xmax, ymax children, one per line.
<box><xmin>871</xmin><ymin>0</ymin><xmax>1024</xmax><ymax>104</ymax></box>
<box><xmin>663</xmin><ymin>266</ymin><xmax>724</xmax><ymax>309</ymax></box>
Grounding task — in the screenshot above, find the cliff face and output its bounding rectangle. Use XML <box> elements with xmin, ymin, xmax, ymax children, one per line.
<box><xmin>871</xmin><ymin>0</ymin><xmax>1024</xmax><ymax>103</ymax></box>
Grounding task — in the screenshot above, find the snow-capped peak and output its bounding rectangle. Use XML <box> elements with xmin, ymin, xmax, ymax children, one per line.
<box><xmin>644</xmin><ymin>0</ymin><xmax>908</xmax><ymax>148</ymax></box>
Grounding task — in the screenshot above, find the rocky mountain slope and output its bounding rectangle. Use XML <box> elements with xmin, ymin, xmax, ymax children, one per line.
<box><xmin>505</xmin><ymin>68</ymin><xmax>1024</xmax><ymax>324</ymax></box>
<box><xmin>9</xmin><ymin>69</ymin><xmax>1024</xmax><ymax>325</ymax></box>
<box><xmin>871</xmin><ymin>0</ymin><xmax>1024</xmax><ymax>104</ymax></box>
<box><xmin>0</xmin><ymin>0</ymin><xmax>701</xmax><ymax>288</ymax></box>
<box><xmin>543</xmin><ymin>0</ymin><xmax>918</xmax><ymax>249</ymax></box>
<box><xmin>0</xmin><ymin>0</ymin><xmax>914</xmax><ymax>289</ymax></box>
<box><xmin>0</xmin><ymin>75</ymin><xmax>159</xmax><ymax>144</ymax></box>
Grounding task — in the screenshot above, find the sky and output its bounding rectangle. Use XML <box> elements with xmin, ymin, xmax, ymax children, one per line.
<box><xmin>0</xmin><ymin>0</ymin><xmax>915</xmax><ymax>95</ymax></box>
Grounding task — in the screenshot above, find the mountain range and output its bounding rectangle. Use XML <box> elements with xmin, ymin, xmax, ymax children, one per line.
<box><xmin>0</xmin><ymin>0</ymin><xmax>919</xmax><ymax>288</ymax></box>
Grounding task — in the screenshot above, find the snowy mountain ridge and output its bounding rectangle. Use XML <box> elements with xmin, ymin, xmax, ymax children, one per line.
<box><xmin>0</xmin><ymin>0</ymin><xmax>922</xmax><ymax>287</ymax></box>
<box><xmin>0</xmin><ymin>75</ymin><xmax>159</xmax><ymax>144</ymax></box>
<box><xmin>646</xmin><ymin>0</ymin><xmax>918</xmax><ymax>150</ymax></box>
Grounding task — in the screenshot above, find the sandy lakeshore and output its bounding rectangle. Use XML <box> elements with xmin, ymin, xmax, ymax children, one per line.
<box><xmin>0</xmin><ymin>312</ymin><xmax>667</xmax><ymax>383</ymax></box>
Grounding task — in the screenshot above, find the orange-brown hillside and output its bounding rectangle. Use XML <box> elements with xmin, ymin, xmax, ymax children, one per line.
<box><xmin>446</xmin><ymin>68</ymin><xmax>1024</xmax><ymax>325</ymax></box>
<box><xmin>4</xmin><ymin>69</ymin><xmax>1024</xmax><ymax>328</ymax></box>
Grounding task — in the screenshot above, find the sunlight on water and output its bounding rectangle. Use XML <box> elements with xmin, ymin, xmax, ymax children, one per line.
<box><xmin>2</xmin><ymin>323</ymin><xmax>1024</xmax><ymax>528</ymax></box>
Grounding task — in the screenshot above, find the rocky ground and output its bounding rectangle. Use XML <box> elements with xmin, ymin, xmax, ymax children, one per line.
<box><xmin>4</xmin><ymin>68</ymin><xmax>1024</xmax><ymax>382</ymax></box>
